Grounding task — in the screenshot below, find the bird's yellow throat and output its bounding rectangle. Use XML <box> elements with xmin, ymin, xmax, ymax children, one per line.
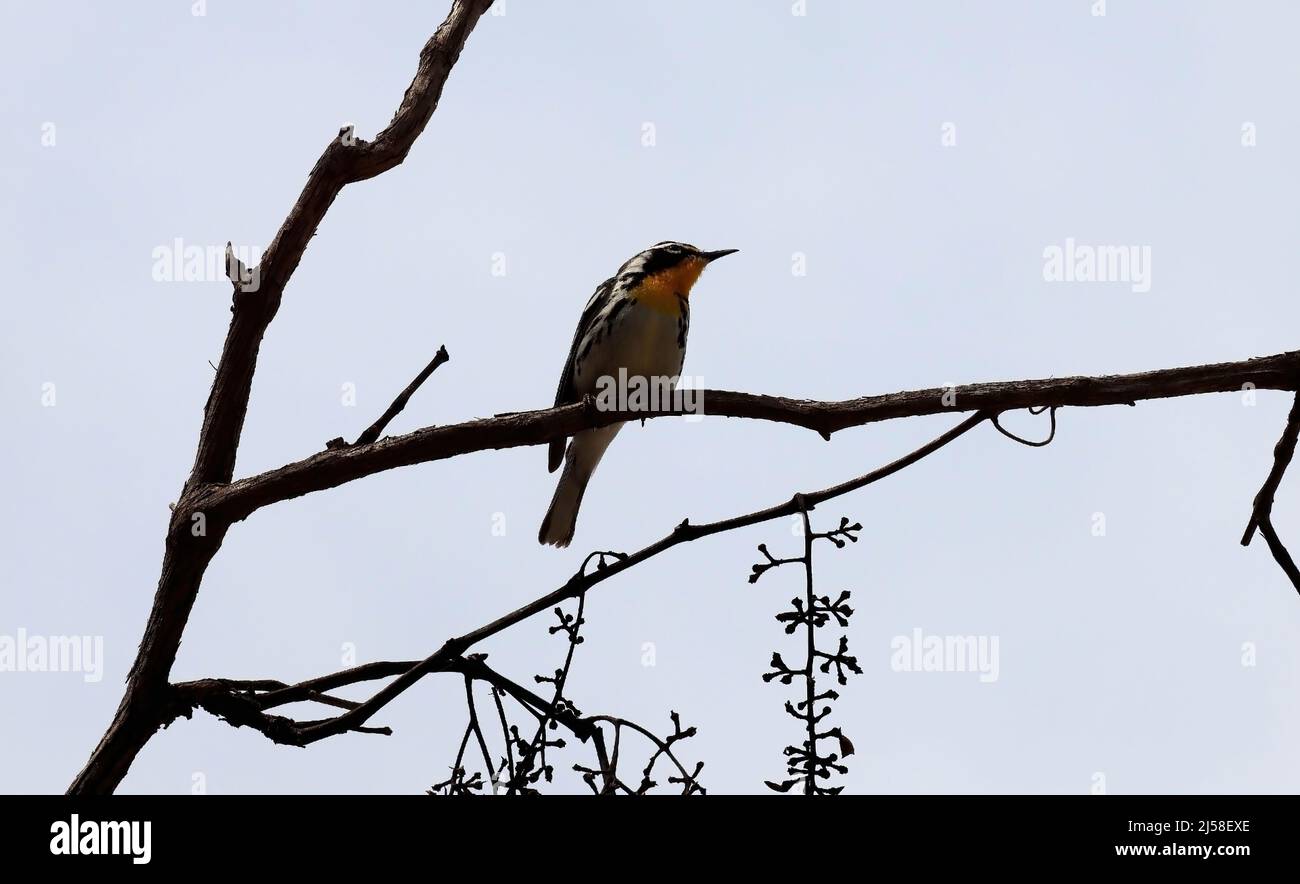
<box><xmin>635</xmin><ymin>257</ymin><xmax>707</xmax><ymax>315</ymax></box>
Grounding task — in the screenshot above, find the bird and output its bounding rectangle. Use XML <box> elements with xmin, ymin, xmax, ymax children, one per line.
<box><xmin>538</xmin><ymin>241</ymin><xmax>738</xmax><ymax>547</ymax></box>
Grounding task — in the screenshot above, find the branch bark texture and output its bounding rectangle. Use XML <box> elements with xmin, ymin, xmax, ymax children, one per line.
<box><xmin>203</xmin><ymin>350</ymin><xmax>1300</xmax><ymax>525</ymax></box>
<box><xmin>68</xmin><ymin>0</ymin><xmax>495</xmax><ymax>796</ymax></box>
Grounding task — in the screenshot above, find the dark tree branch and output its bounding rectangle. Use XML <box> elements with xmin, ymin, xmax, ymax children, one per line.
<box><xmin>1242</xmin><ymin>392</ymin><xmax>1300</xmax><ymax>544</ymax></box>
<box><xmin>178</xmin><ymin>652</ymin><xmax>702</xmax><ymax>795</ymax></box>
<box><xmin>489</xmin><ymin>686</ymin><xmax>517</xmax><ymax>788</ymax></box>
<box><xmin>171</xmin><ymin>655</ymin><xmax>584</xmax><ymax>750</ymax></box>
<box><xmin>169</xmin><ymin>377</ymin><xmax>1300</xmax><ymax>782</ymax></box>
<box><xmin>1256</xmin><ymin>520</ymin><xmax>1300</xmax><ymax>593</ymax></box>
<box><xmin>200</xmin><ymin>351</ymin><xmax>1300</xmax><ymax>527</ymax></box>
<box><xmin>255</xmin><ymin>661</ymin><xmax>414</xmax><ymax>710</ymax></box>
<box><xmin>169</xmin><ymin>679</ymin><xmax>392</xmax><ymax>745</ymax></box>
<box><xmin>462</xmin><ymin>675</ymin><xmax>496</xmax><ymax>783</ymax></box>
<box><xmin>332</xmin><ymin>344</ymin><xmax>450</xmax><ymax>449</ymax></box>
<box><xmin>1242</xmin><ymin>393</ymin><xmax>1300</xmax><ymax>594</ymax></box>
<box><xmin>759</xmin><ymin>501</ymin><xmax>859</xmax><ymax>794</ymax></box>
<box><xmin>168</xmin><ymin>412</ymin><xmax>989</xmax><ymax>750</ymax></box>
<box><xmin>68</xmin><ymin>0</ymin><xmax>495</xmax><ymax>796</ymax></box>
<box><xmin>800</xmin><ymin>505</ymin><xmax>817</xmax><ymax>794</ymax></box>
<box><xmin>194</xmin><ymin>7</ymin><xmax>488</xmax><ymax>488</ymax></box>
<box><xmin>584</xmin><ymin>715</ymin><xmax>704</xmax><ymax>795</ymax></box>
<box><xmin>512</xmin><ymin>597</ymin><xmax>587</xmax><ymax>793</ymax></box>
<box><xmin>83</xmin><ymin>342</ymin><xmax>1300</xmax><ymax>791</ymax></box>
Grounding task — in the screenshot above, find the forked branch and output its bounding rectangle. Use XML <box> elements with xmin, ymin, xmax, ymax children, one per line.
<box><xmin>68</xmin><ymin>0</ymin><xmax>495</xmax><ymax>796</ymax></box>
<box><xmin>1242</xmin><ymin>393</ymin><xmax>1300</xmax><ymax>593</ymax></box>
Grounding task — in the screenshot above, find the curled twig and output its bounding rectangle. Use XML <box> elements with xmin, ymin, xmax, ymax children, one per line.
<box><xmin>990</xmin><ymin>406</ymin><xmax>1058</xmax><ymax>447</ymax></box>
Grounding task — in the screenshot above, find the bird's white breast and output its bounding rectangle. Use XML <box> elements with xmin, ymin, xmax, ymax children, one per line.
<box><xmin>572</xmin><ymin>300</ymin><xmax>685</xmax><ymax>395</ymax></box>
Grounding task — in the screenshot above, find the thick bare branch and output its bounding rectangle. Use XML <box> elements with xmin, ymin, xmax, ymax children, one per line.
<box><xmin>200</xmin><ymin>351</ymin><xmax>1300</xmax><ymax>526</ymax></box>
<box><xmin>68</xmin><ymin>0</ymin><xmax>494</xmax><ymax>796</ymax></box>
<box><xmin>161</xmin><ymin>351</ymin><xmax>1298</xmax><ymax>764</ymax></box>
<box><xmin>194</xmin><ymin>3</ymin><xmax>490</xmax><ymax>487</ymax></box>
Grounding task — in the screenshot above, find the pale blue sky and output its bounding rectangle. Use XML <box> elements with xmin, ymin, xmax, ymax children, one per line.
<box><xmin>4</xmin><ymin>0</ymin><xmax>1300</xmax><ymax>793</ymax></box>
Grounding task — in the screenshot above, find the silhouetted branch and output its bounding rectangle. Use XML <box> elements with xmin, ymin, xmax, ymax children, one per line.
<box><xmin>170</xmin><ymin>367</ymin><xmax>1293</xmax><ymax>792</ymax></box>
<box><xmin>202</xmin><ymin>352</ymin><xmax>1300</xmax><ymax>524</ymax></box>
<box><xmin>169</xmin><ymin>678</ymin><xmax>392</xmax><ymax>746</ymax></box>
<box><xmin>134</xmin><ymin>351</ymin><xmax>1297</xmax><ymax>791</ymax></box>
<box><xmin>758</xmin><ymin>503</ymin><xmax>860</xmax><ymax>794</ymax></box>
<box><xmin>446</xmin><ymin>608</ymin><xmax>701</xmax><ymax>795</ymax></box>
<box><xmin>174</xmin><ymin>609</ymin><xmax>704</xmax><ymax>795</ymax></box>
<box><xmin>991</xmin><ymin>405</ymin><xmax>1060</xmax><ymax>447</ymax></box>
<box><xmin>812</xmin><ymin>516</ymin><xmax>863</xmax><ymax>549</ymax></box>
<box><xmin>510</xmin><ymin>597</ymin><xmax>588</xmax><ymax>792</ymax></box>
<box><xmin>330</xmin><ymin>344</ymin><xmax>450</xmax><ymax>449</ymax></box>
<box><xmin>489</xmin><ymin>686</ymin><xmax>517</xmax><ymax>789</ymax></box>
<box><xmin>69</xmin><ymin>0</ymin><xmax>496</xmax><ymax>795</ymax></box>
<box><xmin>748</xmin><ymin>543</ymin><xmax>803</xmax><ymax>584</ymax></box>
<box><xmin>1242</xmin><ymin>393</ymin><xmax>1300</xmax><ymax>594</ymax></box>
<box><xmin>584</xmin><ymin>714</ymin><xmax>704</xmax><ymax>795</ymax></box>
<box><xmin>172</xmin><ymin>413</ymin><xmax>988</xmax><ymax>756</ymax></box>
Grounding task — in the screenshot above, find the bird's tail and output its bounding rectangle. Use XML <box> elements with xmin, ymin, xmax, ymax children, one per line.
<box><xmin>538</xmin><ymin>464</ymin><xmax>587</xmax><ymax>548</ymax></box>
<box><xmin>539</xmin><ymin>425</ymin><xmax>621</xmax><ymax>547</ymax></box>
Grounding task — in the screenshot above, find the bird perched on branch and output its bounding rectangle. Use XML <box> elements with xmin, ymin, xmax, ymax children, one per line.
<box><xmin>539</xmin><ymin>241</ymin><xmax>738</xmax><ymax>547</ymax></box>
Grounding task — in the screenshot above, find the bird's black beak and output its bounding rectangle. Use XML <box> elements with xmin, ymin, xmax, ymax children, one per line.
<box><xmin>702</xmin><ymin>248</ymin><xmax>739</xmax><ymax>263</ymax></box>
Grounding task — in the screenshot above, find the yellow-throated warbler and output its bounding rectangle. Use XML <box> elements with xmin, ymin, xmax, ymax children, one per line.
<box><xmin>539</xmin><ymin>241</ymin><xmax>738</xmax><ymax>547</ymax></box>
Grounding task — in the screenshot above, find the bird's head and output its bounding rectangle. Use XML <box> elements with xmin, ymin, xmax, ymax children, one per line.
<box><xmin>618</xmin><ymin>241</ymin><xmax>738</xmax><ymax>302</ymax></box>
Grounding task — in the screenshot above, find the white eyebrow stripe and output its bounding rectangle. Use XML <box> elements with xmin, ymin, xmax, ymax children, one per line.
<box><xmin>613</xmin><ymin>242</ymin><xmax>702</xmax><ymax>281</ymax></box>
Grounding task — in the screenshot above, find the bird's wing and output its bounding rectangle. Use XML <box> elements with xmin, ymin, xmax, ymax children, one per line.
<box><xmin>549</xmin><ymin>276</ymin><xmax>617</xmax><ymax>473</ymax></box>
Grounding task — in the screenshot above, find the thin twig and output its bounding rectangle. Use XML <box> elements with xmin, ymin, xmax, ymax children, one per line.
<box><xmin>585</xmin><ymin>715</ymin><xmax>703</xmax><ymax>795</ymax></box>
<box><xmin>1242</xmin><ymin>393</ymin><xmax>1300</xmax><ymax>544</ymax></box>
<box><xmin>991</xmin><ymin>406</ymin><xmax>1058</xmax><ymax>447</ymax></box>
<box><xmin>463</xmin><ymin>675</ymin><xmax>495</xmax><ymax>784</ymax></box>
<box><xmin>490</xmin><ymin>687</ymin><xmax>516</xmax><ymax>788</ymax></box>
<box><xmin>1241</xmin><ymin>393</ymin><xmax>1300</xmax><ymax>595</ymax></box>
<box><xmin>799</xmin><ymin>504</ymin><xmax>815</xmax><ymax>794</ymax></box>
<box><xmin>1257</xmin><ymin>520</ymin><xmax>1300</xmax><ymax>591</ymax></box>
<box><xmin>352</xmin><ymin>345</ymin><xmax>449</xmax><ymax>447</ymax></box>
<box><xmin>279</xmin><ymin>414</ymin><xmax>987</xmax><ymax>746</ymax></box>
